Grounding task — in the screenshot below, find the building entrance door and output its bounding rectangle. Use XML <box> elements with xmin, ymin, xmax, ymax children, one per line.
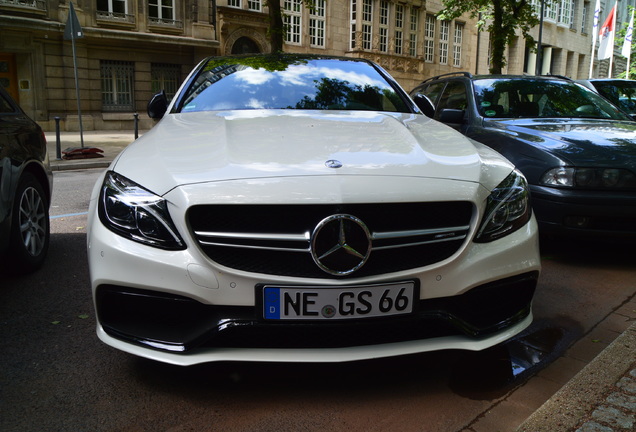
<box><xmin>231</xmin><ymin>37</ymin><xmax>260</xmax><ymax>54</ymax></box>
<box><xmin>0</xmin><ymin>53</ymin><xmax>19</xmax><ymax>102</ymax></box>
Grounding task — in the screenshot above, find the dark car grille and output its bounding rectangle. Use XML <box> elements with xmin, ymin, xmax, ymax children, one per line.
<box><xmin>188</xmin><ymin>203</ymin><xmax>474</xmax><ymax>278</ymax></box>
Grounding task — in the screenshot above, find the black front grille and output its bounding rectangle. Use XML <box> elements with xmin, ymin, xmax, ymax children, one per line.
<box><xmin>188</xmin><ymin>203</ymin><xmax>473</xmax><ymax>278</ymax></box>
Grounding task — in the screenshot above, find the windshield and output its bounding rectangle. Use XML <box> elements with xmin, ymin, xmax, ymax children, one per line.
<box><xmin>177</xmin><ymin>56</ymin><xmax>411</xmax><ymax>113</ymax></box>
<box><xmin>592</xmin><ymin>81</ymin><xmax>636</xmax><ymax>116</ymax></box>
<box><xmin>473</xmin><ymin>78</ymin><xmax>631</xmax><ymax>120</ymax></box>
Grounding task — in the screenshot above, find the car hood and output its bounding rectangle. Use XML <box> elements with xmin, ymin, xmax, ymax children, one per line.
<box><xmin>113</xmin><ymin>110</ymin><xmax>496</xmax><ymax>196</ymax></box>
<box><xmin>489</xmin><ymin>118</ymin><xmax>636</xmax><ymax>167</ymax></box>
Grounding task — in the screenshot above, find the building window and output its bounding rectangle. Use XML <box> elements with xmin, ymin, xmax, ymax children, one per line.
<box><xmin>309</xmin><ymin>0</ymin><xmax>326</xmax><ymax>48</ymax></box>
<box><xmin>100</xmin><ymin>60</ymin><xmax>134</xmax><ymax>112</ymax></box>
<box><xmin>453</xmin><ymin>23</ymin><xmax>463</xmax><ymax>67</ymax></box>
<box><xmin>581</xmin><ymin>1</ymin><xmax>589</xmax><ymax>34</ymax></box>
<box><xmin>284</xmin><ymin>0</ymin><xmax>302</xmax><ymax>45</ymax></box>
<box><xmin>151</xmin><ymin>63</ymin><xmax>180</xmax><ymax>101</ymax></box>
<box><xmin>379</xmin><ymin>1</ymin><xmax>390</xmax><ymax>53</ymax></box>
<box><xmin>558</xmin><ymin>0</ymin><xmax>573</xmax><ymax>27</ymax></box>
<box><xmin>149</xmin><ymin>0</ymin><xmax>174</xmax><ymax>21</ymax></box>
<box><xmin>409</xmin><ymin>8</ymin><xmax>418</xmax><ymax>57</ymax></box>
<box><xmin>394</xmin><ymin>4</ymin><xmax>404</xmax><ymax>55</ymax></box>
<box><xmin>350</xmin><ymin>0</ymin><xmax>357</xmax><ymax>50</ymax></box>
<box><xmin>248</xmin><ymin>0</ymin><xmax>261</xmax><ymax>11</ymax></box>
<box><xmin>97</xmin><ymin>0</ymin><xmax>127</xmax><ymax>14</ymax></box>
<box><xmin>544</xmin><ymin>2</ymin><xmax>558</xmax><ymax>22</ymax></box>
<box><xmin>424</xmin><ymin>14</ymin><xmax>435</xmax><ymax>62</ymax></box>
<box><xmin>361</xmin><ymin>0</ymin><xmax>373</xmax><ymax>50</ymax></box>
<box><xmin>228</xmin><ymin>0</ymin><xmax>241</xmax><ymax>8</ymax></box>
<box><xmin>439</xmin><ymin>20</ymin><xmax>450</xmax><ymax>64</ymax></box>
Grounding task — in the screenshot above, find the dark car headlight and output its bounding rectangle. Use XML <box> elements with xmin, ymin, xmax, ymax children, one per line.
<box><xmin>98</xmin><ymin>171</ymin><xmax>185</xmax><ymax>250</ymax></box>
<box><xmin>475</xmin><ymin>170</ymin><xmax>531</xmax><ymax>243</ymax></box>
<box><xmin>540</xmin><ymin>167</ymin><xmax>636</xmax><ymax>189</ymax></box>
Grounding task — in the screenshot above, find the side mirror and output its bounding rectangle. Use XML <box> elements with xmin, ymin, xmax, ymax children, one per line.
<box><xmin>438</xmin><ymin>108</ymin><xmax>465</xmax><ymax>124</ymax></box>
<box><xmin>412</xmin><ymin>93</ymin><xmax>436</xmax><ymax>118</ymax></box>
<box><xmin>147</xmin><ymin>91</ymin><xmax>168</xmax><ymax>120</ymax></box>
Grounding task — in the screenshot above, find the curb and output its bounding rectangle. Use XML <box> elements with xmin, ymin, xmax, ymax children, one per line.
<box><xmin>516</xmin><ymin>323</ymin><xmax>636</xmax><ymax>431</ymax></box>
<box><xmin>50</xmin><ymin>159</ymin><xmax>112</xmax><ymax>171</ymax></box>
<box><xmin>46</xmin><ymin>130</ymin><xmax>143</xmax><ymax>171</ymax></box>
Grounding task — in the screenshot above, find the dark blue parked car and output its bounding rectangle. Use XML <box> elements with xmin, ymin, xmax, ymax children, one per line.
<box><xmin>410</xmin><ymin>73</ymin><xmax>636</xmax><ymax>237</ymax></box>
<box><xmin>576</xmin><ymin>78</ymin><xmax>636</xmax><ymax>121</ymax></box>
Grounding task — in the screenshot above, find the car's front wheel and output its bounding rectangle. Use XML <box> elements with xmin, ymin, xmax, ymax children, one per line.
<box><xmin>9</xmin><ymin>172</ymin><xmax>50</xmax><ymax>273</ymax></box>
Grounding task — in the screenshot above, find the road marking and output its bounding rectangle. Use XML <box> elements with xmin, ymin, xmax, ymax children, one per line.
<box><xmin>50</xmin><ymin>211</ymin><xmax>89</xmax><ymax>219</ymax></box>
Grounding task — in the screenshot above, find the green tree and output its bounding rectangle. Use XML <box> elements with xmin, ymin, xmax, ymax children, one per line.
<box><xmin>438</xmin><ymin>0</ymin><xmax>540</xmax><ymax>74</ymax></box>
<box><xmin>267</xmin><ymin>0</ymin><xmax>317</xmax><ymax>53</ymax></box>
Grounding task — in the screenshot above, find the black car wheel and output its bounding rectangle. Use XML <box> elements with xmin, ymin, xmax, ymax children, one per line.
<box><xmin>9</xmin><ymin>172</ymin><xmax>50</xmax><ymax>273</ymax></box>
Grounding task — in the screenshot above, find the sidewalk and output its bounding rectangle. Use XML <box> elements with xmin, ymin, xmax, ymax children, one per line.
<box><xmin>45</xmin><ymin>129</ymin><xmax>636</xmax><ymax>432</ymax></box>
<box><xmin>516</xmin><ymin>323</ymin><xmax>636</xmax><ymax>432</ymax></box>
<box><xmin>46</xmin><ymin>130</ymin><xmax>143</xmax><ymax>171</ymax></box>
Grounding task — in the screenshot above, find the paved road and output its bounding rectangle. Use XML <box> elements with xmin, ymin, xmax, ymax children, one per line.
<box><xmin>1</xmin><ymin>169</ymin><xmax>635</xmax><ymax>432</ymax></box>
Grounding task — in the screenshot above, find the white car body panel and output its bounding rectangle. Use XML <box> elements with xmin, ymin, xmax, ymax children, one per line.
<box><xmin>111</xmin><ymin>111</ymin><xmax>502</xmax><ymax>195</ymax></box>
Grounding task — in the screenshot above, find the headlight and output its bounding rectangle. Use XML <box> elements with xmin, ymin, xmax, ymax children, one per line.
<box><xmin>541</xmin><ymin>167</ymin><xmax>636</xmax><ymax>189</ymax></box>
<box><xmin>98</xmin><ymin>171</ymin><xmax>185</xmax><ymax>250</ymax></box>
<box><xmin>475</xmin><ymin>170</ymin><xmax>531</xmax><ymax>243</ymax></box>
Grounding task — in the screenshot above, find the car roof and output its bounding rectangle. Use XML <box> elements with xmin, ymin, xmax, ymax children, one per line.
<box><xmin>200</xmin><ymin>53</ymin><xmax>374</xmax><ymax>65</ymax></box>
<box><xmin>586</xmin><ymin>78</ymin><xmax>635</xmax><ymax>82</ymax></box>
<box><xmin>416</xmin><ymin>72</ymin><xmax>574</xmax><ymax>87</ymax></box>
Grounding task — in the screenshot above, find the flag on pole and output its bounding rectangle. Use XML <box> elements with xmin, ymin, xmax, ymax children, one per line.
<box><xmin>622</xmin><ymin>10</ymin><xmax>634</xmax><ymax>58</ymax></box>
<box><xmin>598</xmin><ymin>3</ymin><xmax>617</xmax><ymax>60</ymax></box>
<box><xmin>592</xmin><ymin>0</ymin><xmax>601</xmax><ymax>47</ymax></box>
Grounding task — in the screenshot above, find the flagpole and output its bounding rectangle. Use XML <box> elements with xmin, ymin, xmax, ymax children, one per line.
<box><xmin>608</xmin><ymin>4</ymin><xmax>617</xmax><ymax>78</ymax></box>
<box><xmin>590</xmin><ymin>0</ymin><xmax>601</xmax><ymax>78</ymax></box>
<box><xmin>71</xmin><ymin>24</ymin><xmax>84</xmax><ymax>148</ymax></box>
<box><xmin>64</xmin><ymin>2</ymin><xmax>85</xmax><ymax>148</ymax></box>
<box><xmin>623</xmin><ymin>10</ymin><xmax>634</xmax><ymax>79</ymax></box>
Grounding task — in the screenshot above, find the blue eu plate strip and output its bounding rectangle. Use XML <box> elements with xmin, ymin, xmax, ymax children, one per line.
<box><xmin>263</xmin><ymin>287</ymin><xmax>281</xmax><ymax>319</ymax></box>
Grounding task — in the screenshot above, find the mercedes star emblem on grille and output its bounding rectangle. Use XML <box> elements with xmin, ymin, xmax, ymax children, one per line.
<box><xmin>311</xmin><ymin>214</ymin><xmax>372</xmax><ymax>276</ymax></box>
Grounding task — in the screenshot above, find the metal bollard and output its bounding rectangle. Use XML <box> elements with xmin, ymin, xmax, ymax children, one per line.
<box><xmin>55</xmin><ymin>117</ymin><xmax>62</xmax><ymax>160</ymax></box>
<box><xmin>134</xmin><ymin>113</ymin><xmax>139</xmax><ymax>139</ymax></box>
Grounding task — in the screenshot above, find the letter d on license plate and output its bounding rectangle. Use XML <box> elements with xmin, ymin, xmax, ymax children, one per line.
<box><xmin>262</xmin><ymin>281</ymin><xmax>415</xmax><ymax>320</ymax></box>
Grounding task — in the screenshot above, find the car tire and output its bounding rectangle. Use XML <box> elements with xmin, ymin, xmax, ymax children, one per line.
<box><xmin>9</xmin><ymin>172</ymin><xmax>50</xmax><ymax>274</ymax></box>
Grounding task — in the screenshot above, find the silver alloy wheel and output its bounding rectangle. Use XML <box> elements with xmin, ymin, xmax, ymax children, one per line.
<box><xmin>18</xmin><ymin>186</ymin><xmax>47</xmax><ymax>257</ymax></box>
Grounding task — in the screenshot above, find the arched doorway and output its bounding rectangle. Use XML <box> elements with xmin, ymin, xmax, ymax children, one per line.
<box><xmin>231</xmin><ymin>37</ymin><xmax>261</xmax><ymax>54</ymax></box>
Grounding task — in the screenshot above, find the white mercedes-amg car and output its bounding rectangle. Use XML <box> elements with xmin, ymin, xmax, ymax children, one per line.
<box><xmin>87</xmin><ymin>54</ymin><xmax>540</xmax><ymax>366</ymax></box>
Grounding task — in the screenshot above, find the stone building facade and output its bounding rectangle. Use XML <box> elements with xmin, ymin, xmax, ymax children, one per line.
<box><xmin>1</xmin><ymin>0</ymin><xmax>218</xmax><ymax>131</ymax></box>
<box><xmin>0</xmin><ymin>0</ymin><xmax>627</xmax><ymax>132</ymax></box>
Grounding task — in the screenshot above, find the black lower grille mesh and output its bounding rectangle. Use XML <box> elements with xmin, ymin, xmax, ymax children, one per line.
<box><xmin>97</xmin><ymin>272</ymin><xmax>539</xmax><ymax>352</ymax></box>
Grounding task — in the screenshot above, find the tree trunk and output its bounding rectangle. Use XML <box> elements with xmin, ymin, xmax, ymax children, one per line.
<box><xmin>268</xmin><ymin>1</ymin><xmax>284</xmax><ymax>53</ymax></box>
<box><xmin>489</xmin><ymin>0</ymin><xmax>505</xmax><ymax>74</ymax></box>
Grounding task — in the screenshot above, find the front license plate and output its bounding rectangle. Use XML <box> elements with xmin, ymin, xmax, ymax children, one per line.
<box><xmin>262</xmin><ymin>281</ymin><xmax>415</xmax><ymax>320</ymax></box>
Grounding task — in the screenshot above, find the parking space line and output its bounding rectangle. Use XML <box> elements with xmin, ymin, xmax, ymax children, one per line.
<box><xmin>50</xmin><ymin>211</ymin><xmax>89</xmax><ymax>219</ymax></box>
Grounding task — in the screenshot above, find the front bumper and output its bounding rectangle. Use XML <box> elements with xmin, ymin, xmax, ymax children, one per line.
<box><xmin>97</xmin><ymin>314</ymin><xmax>534</xmax><ymax>366</ymax></box>
<box><xmin>88</xmin><ymin>206</ymin><xmax>540</xmax><ymax>364</ymax></box>
<box><xmin>96</xmin><ymin>271</ymin><xmax>537</xmax><ymax>352</ymax></box>
<box><xmin>531</xmin><ymin>185</ymin><xmax>636</xmax><ymax>237</ymax></box>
